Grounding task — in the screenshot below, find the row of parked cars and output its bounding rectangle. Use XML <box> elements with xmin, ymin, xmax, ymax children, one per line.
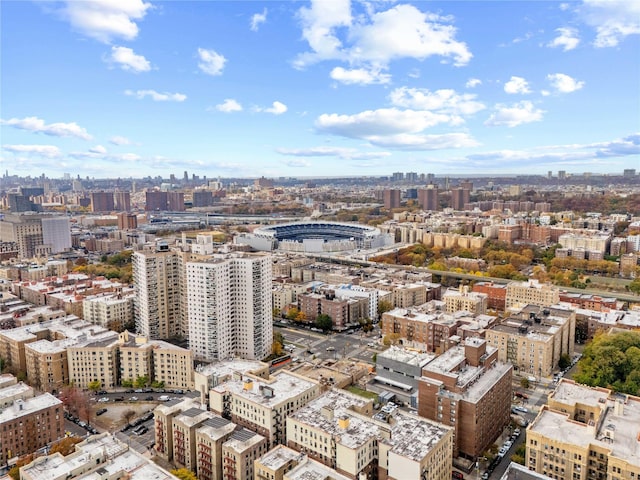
<box><xmin>120</xmin><ymin>411</ymin><xmax>154</xmax><ymax>434</ymax></box>
<box><xmin>479</xmin><ymin>428</ymin><xmax>522</xmax><ymax>479</ymax></box>
<box><xmin>64</xmin><ymin>411</ymin><xmax>98</xmax><ymax>435</ymax></box>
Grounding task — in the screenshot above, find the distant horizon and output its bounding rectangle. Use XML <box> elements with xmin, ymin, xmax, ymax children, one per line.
<box><xmin>1</xmin><ymin>1</ymin><xmax>638</xmax><ymax>178</ymax></box>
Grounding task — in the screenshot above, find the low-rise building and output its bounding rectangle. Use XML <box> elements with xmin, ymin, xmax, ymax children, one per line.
<box><xmin>196</xmin><ymin>416</ymin><xmax>238</xmax><ymax>480</ymax></box>
<box><xmin>255</xmin><ymin>445</ymin><xmax>305</xmax><ymax>480</ymax></box>
<box><xmin>0</xmin><ymin>393</ymin><xmax>64</xmax><ymax>465</ymax></box>
<box><xmin>193</xmin><ymin>359</ymin><xmax>270</xmax><ymax>404</ymax></box>
<box><xmin>443</xmin><ymin>286</ymin><xmax>488</xmax><ymax>315</ymax></box>
<box><xmin>20</xmin><ymin>432</ymin><xmax>180</xmax><ymax>480</ymax></box>
<box><xmin>287</xmin><ymin>389</ymin><xmax>453</xmax><ymax>480</ymax></box>
<box><xmin>505</xmin><ymin>280</ymin><xmax>560</xmax><ymax>311</ymax></box>
<box><xmin>172</xmin><ymin>407</ymin><xmax>217</xmax><ymax>472</ymax></box>
<box><xmin>485</xmin><ymin>305</ymin><xmax>575</xmax><ymax>378</ymax></box>
<box><xmin>209</xmin><ymin>371</ymin><xmax>319</xmax><ymax>446</ymax></box>
<box><xmin>66</xmin><ymin>331</ymin><xmax>120</xmax><ymax>389</ymax></box>
<box><xmin>222</xmin><ymin>428</ymin><xmax>268</xmax><ymax>480</ymax></box>
<box><xmin>526</xmin><ymin>379</ymin><xmax>640</xmax><ymax>480</ymax></box>
<box><xmin>154</xmin><ymin>396</ymin><xmax>205</xmax><ymax>463</ymax></box>
<box><xmin>24</xmin><ymin>338</ymin><xmax>70</xmax><ymax>393</ymax></box>
<box><xmin>418</xmin><ymin>338</ymin><xmax>512</xmax><ymax>459</ymax></box>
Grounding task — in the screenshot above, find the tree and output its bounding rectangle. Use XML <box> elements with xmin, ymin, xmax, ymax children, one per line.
<box><xmin>286</xmin><ymin>308</ymin><xmax>300</xmax><ymax>321</ymax></box>
<box><xmin>122</xmin><ymin>409</ymin><xmax>136</xmax><ymax>426</ymax></box>
<box><xmin>377</xmin><ymin>300</ymin><xmax>393</xmax><ymax>317</ymax></box>
<box><xmin>171</xmin><ymin>468</ymin><xmax>198</xmax><ymax>480</ymax></box>
<box><xmin>49</xmin><ymin>436</ymin><xmax>82</xmax><ymax>456</ymax></box>
<box><xmin>629</xmin><ymin>278</ymin><xmax>640</xmax><ymax>295</ymax></box>
<box><xmin>382</xmin><ymin>333</ymin><xmax>401</xmax><ymax>346</ymax></box>
<box><xmin>520</xmin><ymin>377</ymin><xmax>530</xmax><ymax>389</ymax></box>
<box><xmin>558</xmin><ymin>353</ymin><xmax>572</xmax><ymax>370</ymax></box>
<box><xmin>8</xmin><ymin>454</ymin><xmax>34</xmax><ymax>480</ymax></box>
<box><xmin>574</xmin><ymin>331</ymin><xmax>640</xmax><ymax>395</ymax></box>
<box><xmin>315</xmin><ymin>314</ymin><xmax>333</xmax><ymax>332</ymax></box>
<box><xmin>134</xmin><ymin>375</ymin><xmax>149</xmax><ymax>388</ymax></box>
<box><xmin>151</xmin><ymin>380</ymin><xmax>165</xmax><ymax>389</ymax></box>
<box><xmin>87</xmin><ymin>380</ymin><xmax>102</xmax><ymax>393</ymax></box>
<box><xmin>121</xmin><ymin>379</ymin><xmax>134</xmax><ymax>388</ymax></box>
<box><xmin>510</xmin><ymin>443</ymin><xmax>527</xmax><ymax>465</ymax></box>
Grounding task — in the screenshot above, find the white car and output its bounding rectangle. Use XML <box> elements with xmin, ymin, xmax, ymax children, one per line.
<box><xmin>498</xmin><ymin>446</ymin><xmax>508</xmax><ymax>457</ymax></box>
<box><xmin>98</xmin><ymin>397</ymin><xmax>109</xmax><ymax>403</ymax></box>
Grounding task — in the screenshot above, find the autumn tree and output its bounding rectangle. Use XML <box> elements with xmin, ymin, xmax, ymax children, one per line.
<box><xmin>122</xmin><ymin>409</ymin><xmax>136</xmax><ymax>426</ymax></box>
<box><xmin>171</xmin><ymin>468</ymin><xmax>198</xmax><ymax>480</ymax></box>
<box><xmin>49</xmin><ymin>436</ymin><xmax>82</xmax><ymax>456</ymax></box>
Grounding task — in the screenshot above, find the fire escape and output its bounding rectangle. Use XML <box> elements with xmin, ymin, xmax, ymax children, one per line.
<box><xmin>198</xmin><ymin>443</ymin><xmax>212</xmax><ymax>480</ymax></box>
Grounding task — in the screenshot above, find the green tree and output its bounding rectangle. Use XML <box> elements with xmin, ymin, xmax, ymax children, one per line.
<box><xmin>574</xmin><ymin>331</ymin><xmax>640</xmax><ymax>395</ymax></box>
<box><xmin>134</xmin><ymin>375</ymin><xmax>149</xmax><ymax>388</ymax></box>
<box><xmin>629</xmin><ymin>278</ymin><xmax>640</xmax><ymax>295</ymax></box>
<box><xmin>377</xmin><ymin>300</ymin><xmax>393</xmax><ymax>317</ymax></box>
<box><xmin>121</xmin><ymin>379</ymin><xmax>133</xmax><ymax>388</ymax></box>
<box><xmin>558</xmin><ymin>353</ymin><xmax>572</xmax><ymax>370</ymax></box>
<box><xmin>510</xmin><ymin>444</ymin><xmax>527</xmax><ymax>465</ymax></box>
<box><xmin>151</xmin><ymin>380</ymin><xmax>165</xmax><ymax>389</ymax></box>
<box><xmin>315</xmin><ymin>314</ymin><xmax>333</xmax><ymax>332</ymax></box>
<box><xmin>87</xmin><ymin>380</ymin><xmax>102</xmax><ymax>393</ymax></box>
<box><xmin>286</xmin><ymin>308</ymin><xmax>300</xmax><ymax>321</ymax></box>
<box><xmin>171</xmin><ymin>468</ymin><xmax>198</xmax><ymax>480</ymax></box>
<box><xmin>520</xmin><ymin>377</ymin><xmax>530</xmax><ymax>389</ymax></box>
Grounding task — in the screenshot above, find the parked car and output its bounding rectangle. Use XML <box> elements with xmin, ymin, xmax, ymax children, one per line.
<box><xmin>124</xmin><ymin>389</ymin><xmax>134</xmax><ymax>393</ymax></box>
<box><xmin>452</xmin><ymin>471</ymin><xmax>464</xmax><ymax>480</ymax></box>
<box><xmin>158</xmin><ymin>395</ymin><xmax>170</xmax><ymax>402</ymax></box>
<box><xmin>134</xmin><ymin>389</ymin><xmax>144</xmax><ymax>393</ymax></box>
<box><xmin>98</xmin><ymin>397</ymin><xmax>109</xmax><ymax>403</ymax></box>
<box><xmin>145</xmin><ymin>395</ymin><xmax>154</xmax><ymax>401</ymax></box>
<box><xmin>114</xmin><ymin>396</ymin><xmax>124</xmax><ymax>402</ymax></box>
<box><xmin>498</xmin><ymin>446</ymin><xmax>508</xmax><ymax>457</ymax></box>
<box><xmin>129</xmin><ymin>396</ymin><xmax>138</xmax><ymax>401</ymax></box>
<box><xmin>96</xmin><ymin>408</ymin><xmax>107</xmax><ymax>416</ymax></box>
<box><xmin>513</xmin><ymin>406</ymin><xmax>529</xmax><ymax>414</ymax></box>
<box><xmin>514</xmin><ymin>392</ymin><xmax>529</xmax><ymax>399</ymax></box>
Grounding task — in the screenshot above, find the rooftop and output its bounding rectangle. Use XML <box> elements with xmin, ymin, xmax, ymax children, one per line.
<box><xmin>377</xmin><ymin>346</ymin><xmax>435</xmax><ymax>367</ymax></box>
<box><xmin>284</xmin><ymin>456</ymin><xmax>352</xmax><ymax>480</ymax></box>
<box><xmin>0</xmin><ymin>393</ymin><xmax>61</xmax><ymax>423</ymax></box>
<box><xmin>550</xmin><ymin>379</ymin><xmax>609</xmax><ymax>408</ymax></box>
<box><xmin>384</xmin><ymin>411</ymin><xmax>451</xmax><ymax>462</ymax></box>
<box><xmin>257</xmin><ymin>445</ymin><xmax>303</xmax><ymax>470</ymax></box>
<box><xmin>195</xmin><ymin>358</ymin><xmax>267</xmax><ymax>379</ymax></box>
<box><xmin>212</xmin><ymin>371</ymin><xmax>316</xmax><ymax>407</ymax></box>
<box><xmin>196</xmin><ymin>415</ymin><xmax>237</xmax><ymax>441</ymax></box>
<box><xmin>223</xmin><ymin>427</ymin><xmax>265</xmax><ymax>453</ymax></box>
<box><xmin>530</xmin><ymin>392</ymin><xmax>640</xmax><ymax>466</ymax></box>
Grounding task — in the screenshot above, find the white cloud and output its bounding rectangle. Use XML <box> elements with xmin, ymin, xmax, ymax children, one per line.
<box><xmin>1</xmin><ymin>116</ymin><xmax>92</xmax><ymax>140</ymax></box>
<box><xmin>365</xmin><ymin>132</ymin><xmax>479</xmax><ymax>150</ymax></box>
<box><xmin>197</xmin><ymin>48</ymin><xmax>226</xmax><ymax>76</ymax></box>
<box><xmin>504</xmin><ymin>76</ymin><xmax>531</xmax><ymax>94</ymax></box>
<box><xmin>255</xmin><ymin>101</ymin><xmax>288</xmax><ymax>115</ymax></box>
<box><xmin>3</xmin><ymin>144</ymin><xmax>62</xmax><ymax>158</ymax></box>
<box><xmin>547</xmin><ymin>73</ymin><xmax>585</xmax><ymax>93</ymax></box>
<box><xmin>484</xmin><ymin>101</ymin><xmax>544</xmax><ymax>127</ymax></box>
<box><xmin>106</xmin><ymin>46</ymin><xmax>151</xmax><ymax>72</ymax></box>
<box><xmin>250</xmin><ymin>8</ymin><xmax>267</xmax><ymax>31</ymax></box>
<box><xmin>330</xmin><ymin>67</ymin><xmax>391</xmax><ymax>85</ymax></box>
<box><xmin>465</xmin><ymin>78</ymin><xmax>482</xmax><ymax>88</ymax></box>
<box><xmin>276</xmin><ymin>146</ymin><xmax>391</xmax><ymax>160</ymax></box>
<box><xmin>90</xmin><ymin>145</ymin><xmax>107</xmax><ymax>154</ymax></box>
<box><xmin>215</xmin><ymin>99</ymin><xmax>243</xmax><ymax>113</ymax></box>
<box><xmin>316</xmin><ymin>108</ymin><xmax>453</xmax><ymax>138</ymax></box>
<box><xmin>109</xmin><ymin>135</ymin><xmax>132</xmax><ymax>145</ymax></box>
<box><xmin>581</xmin><ymin>0</ymin><xmax>640</xmax><ymax>47</ymax></box>
<box><xmin>466</xmin><ymin>133</ymin><xmax>640</xmax><ymax>168</ymax></box>
<box><xmin>547</xmin><ymin>27</ymin><xmax>581</xmax><ymax>51</ymax></box>
<box><xmin>294</xmin><ymin>2</ymin><xmax>471</xmax><ymax>70</ymax></box>
<box><xmin>59</xmin><ymin>0</ymin><xmax>151</xmax><ymax>43</ymax></box>
<box><xmin>281</xmin><ymin>158</ymin><xmax>312</xmax><ymax>168</ymax></box>
<box><xmin>389</xmin><ymin>87</ymin><xmax>485</xmax><ymax>116</ymax></box>
<box><xmin>124</xmin><ymin>89</ymin><xmax>187</xmax><ymax>102</ymax></box>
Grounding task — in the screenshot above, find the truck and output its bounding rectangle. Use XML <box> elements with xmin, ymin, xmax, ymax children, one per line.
<box><xmin>158</xmin><ymin>395</ymin><xmax>170</xmax><ymax>402</ymax></box>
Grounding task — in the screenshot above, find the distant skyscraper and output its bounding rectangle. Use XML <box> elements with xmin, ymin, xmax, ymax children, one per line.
<box><xmin>558</xmin><ymin>170</ymin><xmax>567</xmax><ymax>179</ymax></box>
<box><xmin>90</xmin><ymin>192</ymin><xmax>115</xmax><ymax>212</ymax></box>
<box><xmin>451</xmin><ymin>187</ymin><xmax>470</xmax><ymax>211</ymax></box>
<box><xmin>418</xmin><ymin>185</ymin><xmax>439</xmax><ymax>211</ymax></box>
<box><xmin>623</xmin><ymin>169</ymin><xmax>636</xmax><ymax>177</ymax></box>
<box><xmin>113</xmin><ymin>191</ymin><xmax>131</xmax><ymax>211</ymax></box>
<box><xmin>383</xmin><ymin>189</ymin><xmax>401</xmax><ymax>209</ymax></box>
<box><xmin>405</xmin><ymin>171</ymin><xmax>418</xmax><ymax>183</ymax></box>
<box><xmin>187</xmin><ymin>253</ymin><xmax>272</xmax><ymax>362</ymax></box>
<box><xmin>145</xmin><ymin>191</ymin><xmax>168</xmax><ymax>211</ymax></box>
<box><xmin>391</xmin><ymin>172</ymin><xmax>404</xmax><ymax>182</ymax></box>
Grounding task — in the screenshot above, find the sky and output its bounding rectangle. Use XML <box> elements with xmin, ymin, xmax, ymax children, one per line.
<box><xmin>1</xmin><ymin>0</ymin><xmax>639</xmax><ymax>180</ymax></box>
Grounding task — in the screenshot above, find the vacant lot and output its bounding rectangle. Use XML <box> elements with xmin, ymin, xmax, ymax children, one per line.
<box><xmin>92</xmin><ymin>401</ymin><xmax>158</xmax><ymax>431</ymax></box>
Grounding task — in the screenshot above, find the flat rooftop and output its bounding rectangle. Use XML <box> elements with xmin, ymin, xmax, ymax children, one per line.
<box><xmin>212</xmin><ymin>371</ymin><xmax>316</xmax><ymax>407</ymax></box>
<box><xmin>0</xmin><ymin>393</ymin><xmax>61</xmax><ymax>423</ymax></box>
<box><xmin>550</xmin><ymin>380</ymin><xmax>609</xmax><ymax>408</ymax></box>
<box><xmin>378</xmin><ymin>346</ymin><xmax>435</xmax><ymax>367</ymax></box>
<box><xmin>284</xmin><ymin>457</ymin><xmax>352</xmax><ymax>480</ymax></box>
<box><xmin>530</xmin><ymin>397</ymin><xmax>640</xmax><ymax>465</ymax></box>
<box><xmin>385</xmin><ymin>411</ymin><xmax>451</xmax><ymax>462</ymax></box>
<box><xmin>257</xmin><ymin>445</ymin><xmax>302</xmax><ymax>470</ymax></box>
<box><xmin>195</xmin><ymin>358</ymin><xmax>267</xmax><ymax>378</ymax></box>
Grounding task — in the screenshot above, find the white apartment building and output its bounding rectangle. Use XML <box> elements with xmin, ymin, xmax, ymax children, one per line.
<box><xmin>132</xmin><ymin>247</ymin><xmax>182</xmax><ymax>339</ymax></box>
<box><xmin>187</xmin><ymin>253</ymin><xmax>272</xmax><ymax>362</ymax></box>
<box><xmin>83</xmin><ymin>290</ymin><xmax>134</xmax><ymax>331</ymax></box>
<box><xmin>41</xmin><ymin>216</ymin><xmax>72</xmax><ymax>253</ymax></box>
<box><xmin>558</xmin><ymin>232</ymin><xmax>611</xmax><ymax>254</ymax></box>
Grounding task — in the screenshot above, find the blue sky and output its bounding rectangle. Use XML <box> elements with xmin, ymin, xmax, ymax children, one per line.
<box><xmin>1</xmin><ymin>0</ymin><xmax>639</xmax><ymax>179</ymax></box>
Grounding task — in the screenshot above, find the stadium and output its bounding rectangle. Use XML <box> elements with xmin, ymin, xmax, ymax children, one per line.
<box><xmin>236</xmin><ymin>221</ymin><xmax>394</xmax><ymax>253</ymax></box>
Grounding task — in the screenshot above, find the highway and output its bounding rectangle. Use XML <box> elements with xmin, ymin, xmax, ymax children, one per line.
<box><xmin>309</xmin><ymin>253</ymin><xmax>640</xmax><ymax>303</ymax></box>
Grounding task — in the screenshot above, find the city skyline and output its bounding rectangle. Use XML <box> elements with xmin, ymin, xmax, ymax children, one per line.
<box><xmin>1</xmin><ymin>0</ymin><xmax>639</xmax><ymax>179</ymax></box>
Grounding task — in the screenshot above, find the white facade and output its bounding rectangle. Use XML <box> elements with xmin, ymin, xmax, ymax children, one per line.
<box><xmin>83</xmin><ymin>293</ymin><xmax>134</xmax><ymax>330</ymax></box>
<box><xmin>132</xmin><ymin>249</ymin><xmax>182</xmax><ymax>339</ymax></box>
<box><xmin>187</xmin><ymin>253</ymin><xmax>272</xmax><ymax>362</ymax></box>
<box><xmin>41</xmin><ymin>216</ymin><xmax>72</xmax><ymax>253</ymax></box>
